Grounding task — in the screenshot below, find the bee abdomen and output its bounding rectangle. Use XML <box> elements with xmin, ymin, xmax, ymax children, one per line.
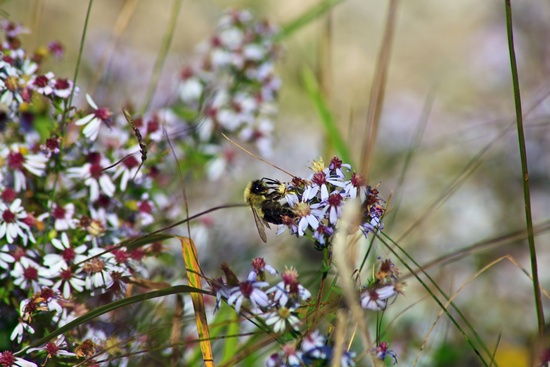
<box><xmin>261</xmin><ymin>202</ymin><xmax>294</xmax><ymax>225</ymax></box>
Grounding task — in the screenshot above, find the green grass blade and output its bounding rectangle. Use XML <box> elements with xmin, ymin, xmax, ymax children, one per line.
<box><xmin>276</xmin><ymin>0</ymin><xmax>345</xmax><ymax>41</ymax></box>
<box><xmin>504</xmin><ymin>0</ymin><xmax>544</xmax><ymax>335</ymax></box>
<box><xmin>380</xmin><ymin>232</ymin><xmax>491</xmax><ymax>367</ymax></box>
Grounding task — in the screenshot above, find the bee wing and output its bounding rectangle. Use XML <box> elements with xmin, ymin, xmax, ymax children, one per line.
<box><xmin>250</xmin><ymin>205</ymin><xmax>268</xmax><ymax>243</ymax></box>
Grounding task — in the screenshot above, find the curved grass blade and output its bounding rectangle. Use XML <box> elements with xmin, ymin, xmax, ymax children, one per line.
<box><xmin>379</xmin><ymin>232</ymin><xmax>492</xmax><ymax>366</ymax></box>
<box><xmin>180</xmin><ymin>236</ymin><xmax>214</xmax><ymax>366</ymax></box>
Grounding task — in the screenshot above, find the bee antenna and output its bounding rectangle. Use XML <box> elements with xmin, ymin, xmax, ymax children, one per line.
<box><xmin>261</xmin><ymin>177</ymin><xmax>280</xmax><ymax>184</ymax></box>
<box><xmin>221</xmin><ymin>133</ymin><xmax>297</xmax><ymax>178</ymax></box>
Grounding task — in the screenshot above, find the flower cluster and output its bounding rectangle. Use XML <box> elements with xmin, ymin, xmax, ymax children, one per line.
<box><xmin>214</xmin><ymin>260</ymin><xmax>355</xmax><ymax>367</ymax></box>
<box><xmin>0</xmin><ymin>10</ymin><xmax>402</xmax><ymax>367</ymax></box>
<box><xmin>213</xmin><ymin>257</ymin><xmax>402</xmax><ymax>367</ymax></box>
<box><xmin>0</xmin><ymin>21</ymin><xmax>180</xmax><ymax>366</ymax></box>
<box><xmin>213</xmin><ymin>259</ymin><xmax>310</xmax><ymax>333</ymax></box>
<box><xmin>254</xmin><ymin>156</ymin><xmax>386</xmax><ymax>249</ymax></box>
<box><xmin>0</xmin><ymin>11</ymin><xmax>284</xmax><ymax>365</ymax></box>
<box><xmin>0</xmin><ymin>20</ymin><xmax>73</xmax><ymax>121</ymax></box>
<box><xmin>173</xmin><ymin>9</ymin><xmax>281</xmax><ymax>179</ymax></box>
<box><xmin>266</xmin><ymin>330</ymin><xmax>356</xmax><ymax>367</ymax></box>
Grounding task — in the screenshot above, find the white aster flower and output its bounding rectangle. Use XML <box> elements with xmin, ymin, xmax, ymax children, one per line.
<box><xmin>74</xmin><ymin>94</ymin><xmax>112</xmax><ymax>141</ymax></box>
<box><xmin>0</xmin><ymin>198</ymin><xmax>35</xmax><ymax>245</ymax></box>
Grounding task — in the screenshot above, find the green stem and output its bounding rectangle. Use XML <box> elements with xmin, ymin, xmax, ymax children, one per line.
<box><xmin>504</xmin><ymin>0</ymin><xmax>544</xmax><ymax>335</ymax></box>
<box><xmin>62</xmin><ymin>0</ymin><xmax>93</xmax><ymax>132</ymax></box>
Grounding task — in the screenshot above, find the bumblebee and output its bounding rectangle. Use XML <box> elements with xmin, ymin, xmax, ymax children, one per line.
<box><xmin>244</xmin><ymin>178</ymin><xmax>294</xmax><ymax>243</ymax></box>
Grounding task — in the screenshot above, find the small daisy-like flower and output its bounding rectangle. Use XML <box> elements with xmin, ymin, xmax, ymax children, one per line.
<box><xmin>250</xmin><ymin>257</ymin><xmax>277</xmax><ymax>281</ymax></box>
<box><xmin>74</xmin><ymin>94</ymin><xmax>112</xmax><ymax>141</ymax></box>
<box><xmin>48</xmin><ymin>41</ymin><xmax>64</xmax><ymax>59</ymax></box>
<box><xmin>82</xmin><ymin>256</ymin><xmax>114</xmax><ymax>291</ymax></box>
<box><xmin>310</xmin><ymin>172</ymin><xmax>330</xmax><ymax>201</ymax></box>
<box><xmin>43</xmin><ymin>232</ymin><xmax>87</xmax><ymax>273</ymax></box>
<box><xmin>292</xmin><ymin>198</ymin><xmax>323</xmax><ymax>237</ymax></box>
<box><xmin>360</xmin><ymin>284</ymin><xmax>396</xmax><ymax>311</ymax></box>
<box><xmin>323</xmin><ymin>191</ymin><xmax>345</xmax><ymax>225</ymax></box>
<box><xmin>372</xmin><ymin>341</ymin><xmax>398</xmax><ymax>365</ymax></box>
<box><xmin>67</xmin><ymin>152</ymin><xmax>115</xmax><ymax>202</ymax></box>
<box><xmin>337</xmin><ymin>349</ymin><xmax>356</xmax><ymax>367</ymax></box>
<box><xmin>37</xmin><ymin>202</ymin><xmax>77</xmax><ymax>231</ymax></box>
<box><xmin>53</xmin><ymin>267</ymin><xmax>86</xmax><ymax>299</ymax></box>
<box><xmin>238</xmin><ymin>118</ymin><xmax>274</xmax><ymax>158</ymax></box>
<box><xmin>0</xmin><ymin>198</ymin><xmax>35</xmax><ymax>245</ymax></box>
<box><xmin>300</xmin><ymin>330</ymin><xmax>328</xmax><ymax>359</ymax></box>
<box><xmin>40</xmin><ymin>136</ymin><xmax>62</xmax><ymax>157</ymax></box>
<box><xmin>135</xmin><ymin>194</ymin><xmax>155</xmax><ymax>227</ymax></box>
<box><xmin>264</xmin><ymin>306</ymin><xmax>301</xmax><ymax>333</ymax></box>
<box><xmin>27</xmin><ymin>335</ymin><xmax>76</xmax><ymax>362</ymax></box>
<box><xmin>51</xmin><ymin>78</ymin><xmax>75</xmax><ymax>99</ymax></box>
<box><xmin>343</xmin><ymin>172</ymin><xmax>367</xmax><ymax>199</ymax></box>
<box><xmin>80</xmin><ymin>247</ymin><xmax>130</xmax><ymax>294</ymax></box>
<box><xmin>211</xmin><ymin>277</ymin><xmax>232</xmax><ymax>312</ymax></box>
<box><xmin>1</xmin><ymin>144</ymin><xmax>48</xmax><ymax>192</ymax></box>
<box><xmin>204</xmin><ymin>144</ymin><xmax>237</xmax><ymax>181</ymax></box>
<box><xmin>10</xmin><ymin>318</ymin><xmax>35</xmax><ymax>344</ymax></box>
<box><xmin>112</xmin><ymin>150</ymin><xmax>143</xmax><ymax>191</ymax></box>
<box><xmin>0</xmin><ymin>350</ymin><xmax>37</xmax><ymax>367</ymax></box>
<box><xmin>327</xmin><ymin>156</ymin><xmax>351</xmax><ymax>179</ymax></box>
<box><xmin>281</xmin><ymin>343</ymin><xmax>302</xmax><ymax>367</ymax></box>
<box><xmin>227</xmin><ymin>272</ymin><xmax>269</xmax><ymax>313</ymax></box>
<box><xmin>267</xmin><ymin>267</ymin><xmax>311</xmax><ymax>308</ymax></box>
<box><xmin>11</xmin><ymin>260</ymin><xmax>54</xmax><ymax>293</ymax></box>
<box><xmin>179</xmin><ymin>68</ymin><xmax>203</xmax><ymax>102</ymax></box>
<box><xmin>312</xmin><ymin>225</ymin><xmax>334</xmax><ymax>247</ymax></box>
<box><xmin>30</xmin><ymin>72</ymin><xmax>54</xmax><ymax>95</ymax></box>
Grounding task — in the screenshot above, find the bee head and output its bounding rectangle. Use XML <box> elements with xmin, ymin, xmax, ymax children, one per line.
<box><xmin>250</xmin><ymin>179</ymin><xmax>269</xmax><ymax>195</ymax></box>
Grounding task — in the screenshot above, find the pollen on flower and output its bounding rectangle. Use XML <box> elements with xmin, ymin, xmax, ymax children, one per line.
<box><xmin>293</xmin><ymin>202</ymin><xmax>311</xmax><ymax>217</ymax></box>
<box><xmin>75</xmin><ymin>339</ymin><xmax>96</xmax><ymax>358</ymax></box>
<box><xmin>309</xmin><ymin>157</ymin><xmax>325</xmax><ymax>173</ymax></box>
<box><xmin>83</xmin><ymin>258</ymin><xmax>105</xmax><ymax>274</ymax></box>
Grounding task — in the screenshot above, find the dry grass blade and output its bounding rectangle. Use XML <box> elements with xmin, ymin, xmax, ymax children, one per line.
<box><xmin>180</xmin><ymin>236</ymin><xmax>214</xmax><ymax>367</ymax></box>
<box><xmin>170</xmin><ymin>294</ymin><xmax>184</xmax><ymax>365</ymax></box>
<box><xmin>360</xmin><ymin>0</ymin><xmax>399</xmax><ymax>180</ymax></box>
<box><xmin>332</xmin><ymin>201</ymin><xmax>373</xmax><ymax>361</ymax></box>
